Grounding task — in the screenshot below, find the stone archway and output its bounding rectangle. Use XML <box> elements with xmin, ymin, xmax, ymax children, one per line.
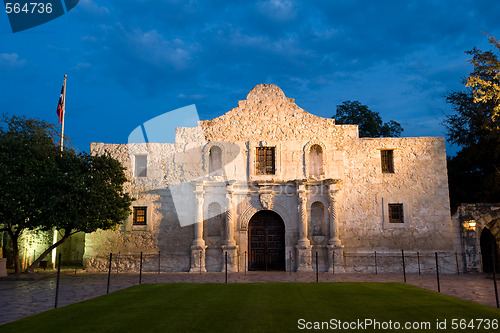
<box><xmin>480</xmin><ymin>211</ymin><xmax>500</xmax><ymax>273</ymax></box>
<box><xmin>480</xmin><ymin>228</ymin><xmax>498</xmax><ymax>273</ymax></box>
<box><xmin>248</xmin><ymin>210</ymin><xmax>285</xmax><ymax>271</ymax></box>
<box><xmin>457</xmin><ymin>204</ymin><xmax>500</xmax><ymax>272</ymax></box>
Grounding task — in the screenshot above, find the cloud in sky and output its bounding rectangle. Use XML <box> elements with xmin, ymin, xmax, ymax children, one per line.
<box><xmin>1</xmin><ymin>0</ymin><xmax>500</xmax><ymax>153</ymax></box>
<box><xmin>0</xmin><ymin>53</ymin><xmax>26</xmax><ymax>68</ymax></box>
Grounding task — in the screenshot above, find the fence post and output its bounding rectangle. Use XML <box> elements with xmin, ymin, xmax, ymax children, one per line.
<box><xmin>316</xmin><ymin>252</ymin><xmax>319</xmax><ymax>283</ymax></box>
<box><xmin>199</xmin><ymin>250</ymin><xmax>202</xmax><ymax>274</ymax></box>
<box><xmin>478</xmin><ymin>250</ymin><xmax>483</xmax><ymax>271</ymax></box>
<box><xmin>289</xmin><ymin>251</ymin><xmax>292</xmax><ymax>275</ymax></box>
<box><xmin>107</xmin><ymin>253</ymin><xmax>112</xmax><ymax>294</ymax></box>
<box><xmin>265</xmin><ymin>251</ymin><xmax>268</xmax><ymax>272</ymax></box>
<box><xmin>139</xmin><ymin>252</ymin><xmax>143</xmax><ymax>285</ymax></box>
<box><xmin>374</xmin><ymin>251</ymin><xmax>377</xmax><ymax>275</ymax></box>
<box><xmin>75</xmin><ymin>251</ymin><xmax>78</xmax><ymax>275</ymax></box>
<box><xmin>225</xmin><ymin>251</ymin><xmax>228</xmax><ymax>284</ymax></box>
<box><xmin>244</xmin><ymin>251</ymin><xmax>247</xmax><ymax>276</ymax></box>
<box><xmin>435</xmin><ymin>252</ymin><xmax>440</xmax><ymax>293</ymax></box>
<box><xmin>417</xmin><ymin>251</ymin><xmax>421</xmax><ymax>275</ymax></box>
<box><xmin>491</xmin><ymin>254</ymin><xmax>499</xmax><ymax>308</ymax></box>
<box><xmin>455</xmin><ymin>252</ymin><xmax>460</xmax><ymax>275</ymax></box>
<box><xmin>54</xmin><ymin>253</ymin><xmax>62</xmax><ymax>308</ymax></box>
<box><xmin>401</xmin><ymin>249</ymin><xmax>406</xmax><ymax>283</ymax></box>
<box><xmin>332</xmin><ymin>248</ymin><xmax>335</xmax><ymax>275</ymax></box>
<box><xmin>116</xmin><ymin>252</ymin><xmax>120</xmax><ymax>274</ymax></box>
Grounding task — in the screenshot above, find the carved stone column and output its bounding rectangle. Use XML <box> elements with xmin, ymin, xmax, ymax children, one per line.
<box><xmin>190</xmin><ymin>185</ymin><xmax>207</xmax><ymax>272</ymax></box>
<box><xmin>327</xmin><ymin>183</ymin><xmax>344</xmax><ymax>273</ymax></box>
<box><xmin>222</xmin><ymin>184</ymin><xmax>238</xmax><ymax>272</ymax></box>
<box><xmin>296</xmin><ymin>183</ymin><xmax>312</xmax><ymax>272</ymax></box>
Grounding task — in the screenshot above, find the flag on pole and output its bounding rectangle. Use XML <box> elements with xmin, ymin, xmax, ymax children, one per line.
<box><xmin>56</xmin><ymin>81</ymin><xmax>66</xmax><ymax>123</ymax></box>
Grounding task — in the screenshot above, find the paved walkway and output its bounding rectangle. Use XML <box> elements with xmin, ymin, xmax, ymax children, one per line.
<box><xmin>0</xmin><ymin>271</ymin><xmax>498</xmax><ymax>325</ymax></box>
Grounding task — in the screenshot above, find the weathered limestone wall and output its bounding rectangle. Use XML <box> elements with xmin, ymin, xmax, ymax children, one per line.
<box><xmin>8</xmin><ymin>230</ymin><xmax>55</xmax><ymax>269</ymax></box>
<box><xmin>85</xmin><ymin>84</ymin><xmax>456</xmax><ymax>273</ymax></box>
<box><xmin>340</xmin><ymin>137</ymin><xmax>453</xmax><ymax>251</ymax></box>
<box><xmin>85</xmin><ymin>143</ymin><xmax>195</xmax><ymax>271</ymax></box>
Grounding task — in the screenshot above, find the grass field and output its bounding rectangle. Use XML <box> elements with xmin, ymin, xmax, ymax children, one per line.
<box><xmin>1</xmin><ymin>282</ymin><xmax>499</xmax><ymax>332</ymax></box>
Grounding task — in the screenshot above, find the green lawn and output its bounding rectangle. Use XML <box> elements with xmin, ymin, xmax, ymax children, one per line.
<box><xmin>1</xmin><ymin>283</ymin><xmax>499</xmax><ymax>332</ymax></box>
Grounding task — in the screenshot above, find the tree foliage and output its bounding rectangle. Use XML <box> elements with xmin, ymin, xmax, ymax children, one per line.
<box><xmin>333</xmin><ymin>100</ymin><xmax>403</xmax><ymax>137</ymax></box>
<box><xmin>0</xmin><ymin>115</ymin><xmax>133</xmax><ymax>273</ymax></box>
<box><xmin>466</xmin><ymin>34</ymin><xmax>500</xmax><ymax>126</ymax></box>
<box><xmin>24</xmin><ymin>151</ymin><xmax>133</xmax><ymax>273</ymax></box>
<box><xmin>444</xmin><ymin>36</ymin><xmax>500</xmax><ymax>209</ymax></box>
<box><xmin>0</xmin><ymin>115</ymin><xmax>61</xmax><ymax>273</ymax></box>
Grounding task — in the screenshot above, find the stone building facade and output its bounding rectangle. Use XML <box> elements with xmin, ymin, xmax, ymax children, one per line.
<box><xmin>85</xmin><ymin>84</ymin><xmax>459</xmax><ymax>273</ymax></box>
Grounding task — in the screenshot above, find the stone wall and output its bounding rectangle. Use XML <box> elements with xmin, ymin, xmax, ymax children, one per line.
<box><xmin>85</xmin><ymin>84</ymin><xmax>457</xmax><ymax>273</ymax></box>
<box><xmin>12</xmin><ymin>230</ymin><xmax>54</xmax><ymax>269</ymax></box>
<box><xmin>340</xmin><ymin>136</ymin><xmax>453</xmax><ymax>251</ymax></box>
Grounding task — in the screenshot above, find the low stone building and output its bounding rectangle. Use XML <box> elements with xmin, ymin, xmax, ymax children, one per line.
<box><xmin>85</xmin><ymin>84</ymin><xmax>459</xmax><ymax>273</ymax></box>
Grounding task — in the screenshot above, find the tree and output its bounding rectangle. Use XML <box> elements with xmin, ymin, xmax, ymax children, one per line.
<box><xmin>0</xmin><ymin>115</ymin><xmax>133</xmax><ymax>274</ymax></box>
<box><xmin>466</xmin><ymin>34</ymin><xmax>500</xmax><ymax>126</ymax></box>
<box><xmin>444</xmin><ymin>35</ymin><xmax>500</xmax><ymax>209</ymax></box>
<box><xmin>24</xmin><ymin>151</ymin><xmax>133</xmax><ymax>273</ymax></box>
<box><xmin>333</xmin><ymin>100</ymin><xmax>403</xmax><ymax>137</ymax></box>
<box><xmin>0</xmin><ymin>115</ymin><xmax>62</xmax><ymax>273</ymax></box>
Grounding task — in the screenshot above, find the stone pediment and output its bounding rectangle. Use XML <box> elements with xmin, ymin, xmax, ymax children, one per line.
<box><xmin>200</xmin><ymin>84</ymin><xmax>337</xmax><ymax>142</ymax></box>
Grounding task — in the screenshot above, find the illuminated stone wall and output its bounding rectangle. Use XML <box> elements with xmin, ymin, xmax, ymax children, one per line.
<box><xmin>86</xmin><ymin>84</ymin><xmax>457</xmax><ymax>273</ymax></box>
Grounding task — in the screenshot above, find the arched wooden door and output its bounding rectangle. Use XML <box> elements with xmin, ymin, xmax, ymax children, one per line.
<box><xmin>248</xmin><ymin>210</ymin><xmax>285</xmax><ymax>271</ymax></box>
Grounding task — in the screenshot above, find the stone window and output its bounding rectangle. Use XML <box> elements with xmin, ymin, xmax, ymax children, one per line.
<box><xmin>311</xmin><ymin>201</ymin><xmax>325</xmax><ymax>236</ymax></box>
<box><xmin>255</xmin><ymin>147</ymin><xmax>275</xmax><ymax>175</ymax></box>
<box><xmin>309</xmin><ymin>144</ymin><xmax>323</xmax><ymax>177</ymax></box>
<box><xmin>133</xmin><ymin>207</ymin><xmax>147</xmax><ymax>225</ymax></box>
<box><xmin>209</xmin><ymin>146</ymin><xmax>222</xmax><ymax>176</ymax></box>
<box><xmin>135</xmin><ymin>155</ymin><xmax>147</xmax><ymax>177</ymax></box>
<box><xmin>388</xmin><ymin>203</ymin><xmax>404</xmax><ymax>223</ymax></box>
<box><xmin>205</xmin><ymin>202</ymin><xmax>223</xmax><ymax>237</ymax></box>
<box><xmin>381</xmin><ymin>150</ymin><xmax>394</xmax><ymax>173</ymax></box>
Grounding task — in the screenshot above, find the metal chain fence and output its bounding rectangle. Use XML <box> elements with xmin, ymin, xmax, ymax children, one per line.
<box><xmin>1</xmin><ymin>249</ymin><xmax>498</xmax><ymax>318</ymax></box>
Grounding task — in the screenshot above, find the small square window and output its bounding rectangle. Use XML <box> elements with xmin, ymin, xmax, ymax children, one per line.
<box><xmin>135</xmin><ymin>155</ymin><xmax>147</xmax><ymax>177</ymax></box>
<box><xmin>388</xmin><ymin>203</ymin><xmax>404</xmax><ymax>223</ymax></box>
<box><xmin>381</xmin><ymin>150</ymin><xmax>394</xmax><ymax>173</ymax></box>
<box><xmin>255</xmin><ymin>147</ymin><xmax>275</xmax><ymax>175</ymax></box>
<box><xmin>133</xmin><ymin>207</ymin><xmax>147</xmax><ymax>225</ymax></box>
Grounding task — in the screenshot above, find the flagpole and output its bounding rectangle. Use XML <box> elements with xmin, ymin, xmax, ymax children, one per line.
<box><xmin>60</xmin><ymin>74</ymin><xmax>67</xmax><ymax>152</ymax></box>
<box><xmin>53</xmin><ymin>74</ymin><xmax>66</xmax><ymax>269</ymax></box>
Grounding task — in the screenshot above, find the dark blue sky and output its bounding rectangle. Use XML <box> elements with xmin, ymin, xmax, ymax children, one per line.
<box><xmin>2</xmin><ymin>0</ymin><xmax>500</xmax><ymax>154</ymax></box>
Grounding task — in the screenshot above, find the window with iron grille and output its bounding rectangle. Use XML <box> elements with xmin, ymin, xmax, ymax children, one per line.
<box><xmin>255</xmin><ymin>147</ymin><xmax>275</xmax><ymax>175</ymax></box>
<box><xmin>133</xmin><ymin>207</ymin><xmax>147</xmax><ymax>225</ymax></box>
<box><xmin>388</xmin><ymin>203</ymin><xmax>404</xmax><ymax>223</ymax></box>
<box><xmin>135</xmin><ymin>155</ymin><xmax>147</xmax><ymax>177</ymax></box>
<box><xmin>381</xmin><ymin>150</ymin><xmax>394</xmax><ymax>173</ymax></box>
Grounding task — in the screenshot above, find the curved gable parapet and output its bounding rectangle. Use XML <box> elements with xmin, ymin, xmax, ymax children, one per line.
<box><xmin>245</xmin><ymin>84</ymin><xmax>290</xmax><ymax>103</ymax></box>
<box><xmin>200</xmin><ymin>84</ymin><xmax>340</xmax><ymax>142</ymax></box>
